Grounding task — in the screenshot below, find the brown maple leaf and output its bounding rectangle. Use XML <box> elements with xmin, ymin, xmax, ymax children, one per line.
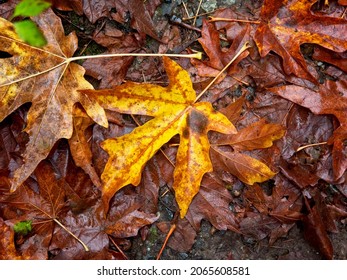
<box><xmin>269</xmin><ymin>76</ymin><xmax>347</xmax><ymax>180</ymax></box>
<box><xmin>254</xmin><ymin>0</ymin><xmax>347</xmax><ymax>82</ymax></box>
<box><xmin>192</xmin><ymin>19</ymin><xmax>250</xmax><ymax>81</ymax></box>
<box><xmin>1</xmin><ymin>161</ymin><xmax>68</xmax><ymax>259</ymax></box>
<box><xmin>0</xmin><ymin>9</ymin><xmax>108</xmax><ymax>191</ymax></box>
<box><xmin>50</xmin><ymin>190</ymin><xmax>158</xmax><ymax>259</ymax></box>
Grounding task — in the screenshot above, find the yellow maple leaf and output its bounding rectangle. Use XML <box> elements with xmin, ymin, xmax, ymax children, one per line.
<box><xmin>82</xmin><ymin>57</ymin><xmax>237</xmax><ymax>218</ymax></box>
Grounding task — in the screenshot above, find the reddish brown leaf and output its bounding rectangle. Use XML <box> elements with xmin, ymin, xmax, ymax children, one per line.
<box><xmin>313</xmin><ymin>47</ymin><xmax>347</xmax><ymax>73</ymax></box>
<box><xmin>0</xmin><ymin>218</ymin><xmax>23</xmax><ymax>260</ymax></box>
<box><xmin>2</xmin><ymin>161</ymin><xmax>67</xmax><ymax>259</ymax></box>
<box><xmin>192</xmin><ymin>20</ymin><xmax>250</xmax><ymax>81</ymax></box>
<box><xmin>302</xmin><ymin>194</ymin><xmax>334</xmax><ymax>259</ymax></box>
<box><xmin>245</xmin><ymin>175</ymin><xmax>303</xmax><ymax>223</ymax></box>
<box><xmin>254</xmin><ymin>0</ymin><xmax>347</xmax><ymax>82</ymax></box>
<box><xmin>270</xmin><ymin>77</ymin><xmax>347</xmax><ymax>180</ymax></box>
<box><xmin>111</xmin><ymin>0</ymin><xmax>161</xmax><ymax>41</ymax></box>
<box><xmin>83</xmin><ymin>25</ymin><xmax>142</xmax><ymax>89</ymax></box>
<box><xmin>51</xmin><ymin>190</ymin><xmax>158</xmax><ymax>259</ymax></box>
<box><xmin>218</xmin><ymin>95</ymin><xmax>245</xmax><ymax>124</ymax></box>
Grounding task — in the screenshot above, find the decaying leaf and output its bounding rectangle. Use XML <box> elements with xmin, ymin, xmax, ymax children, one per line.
<box><xmin>0</xmin><ymin>9</ymin><xmax>108</xmax><ymax>191</ymax></box>
<box><xmin>82</xmin><ymin>57</ymin><xmax>237</xmax><ymax>218</ymax></box>
<box><xmin>270</xmin><ymin>77</ymin><xmax>347</xmax><ymax>180</ymax></box>
<box><xmin>192</xmin><ymin>19</ymin><xmax>249</xmax><ymax>81</ymax></box>
<box><xmin>69</xmin><ymin>106</ymin><xmax>101</xmax><ymax>188</ymax></box>
<box><xmin>254</xmin><ymin>0</ymin><xmax>347</xmax><ymax>82</ymax></box>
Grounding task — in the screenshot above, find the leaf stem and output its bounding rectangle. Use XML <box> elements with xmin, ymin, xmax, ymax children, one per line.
<box><xmin>66</xmin><ymin>52</ymin><xmax>203</xmax><ymax>63</ymax></box>
<box><xmin>296</xmin><ymin>142</ymin><xmax>327</xmax><ymax>152</ymax></box>
<box><xmin>208</xmin><ymin>17</ymin><xmax>261</xmax><ymax>24</ymax></box>
<box><xmin>1</xmin><ymin>53</ymin><xmax>202</xmax><ymax>87</ymax></box>
<box><xmin>194</xmin><ymin>41</ymin><xmax>250</xmax><ymax>103</ymax></box>
<box><xmin>53</xmin><ymin>218</ymin><xmax>90</xmax><ymax>252</ymax></box>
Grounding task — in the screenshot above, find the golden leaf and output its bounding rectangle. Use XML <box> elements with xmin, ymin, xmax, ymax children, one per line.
<box><xmin>82</xmin><ymin>57</ymin><xmax>237</xmax><ymax>217</ymax></box>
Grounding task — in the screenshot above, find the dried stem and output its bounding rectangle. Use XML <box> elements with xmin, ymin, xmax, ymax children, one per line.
<box><xmin>53</xmin><ymin>218</ymin><xmax>89</xmax><ymax>252</ymax></box>
<box><xmin>296</xmin><ymin>142</ymin><xmax>328</xmax><ymax>152</ymax></box>
<box><xmin>2</xmin><ymin>52</ymin><xmax>202</xmax><ymax>88</ymax></box>
<box><xmin>194</xmin><ymin>41</ymin><xmax>250</xmax><ymax>102</ymax></box>
<box><xmin>109</xmin><ymin>236</ymin><xmax>128</xmax><ymax>259</ymax></box>
<box><xmin>183</xmin><ymin>11</ymin><xmax>214</xmax><ymax>21</ymax></box>
<box><xmin>208</xmin><ymin>16</ymin><xmax>261</xmax><ymax>24</ymax></box>
<box><xmin>193</xmin><ymin>0</ymin><xmax>203</xmax><ymax>26</ymax></box>
<box><xmin>156</xmin><ymin>223</ymin><xmax>177</xmax><ymax>260</ymax></box>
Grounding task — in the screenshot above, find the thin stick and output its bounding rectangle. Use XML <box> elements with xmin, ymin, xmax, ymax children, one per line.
<box><xmin>156</xmin><ymin>223</ymin><xmax>176</xmax><ymax>260</ymax></box>
<box><xmin>109</xmin><ymin>236</ymin><xmax>128</xmax><ymax>260</ymax></box>
<box><xmin>67</xmin><ymin>52</ymin><xmax>203</xmax><ymax>63</ymax></box>
<box><xmin>183</xmin><ymin>11</ymin><xmax>214</xmax><ymax>21</ymax></box>
<box><xmin>1</xmin><ymin>52</ymin><xmax>202</xmax><ymax>88</ymax></box>
<box><xmin>53</xmin><ymin>218</ymin><xmax>90</xmax><ymax>252</ymax></box>
<box><xmin>182</xmin><ymin>1</ymin><xmax>190</xmax><ymax>18</ymax></box>
<box><xmin>296</xmin><ymin>142</ymin><xmax>328</xmax><ymax>152</ymax></box>
<box><xmin>193</xmin><ymin>0</ymin><xmax>203</xmax><ymax>26</ymax></box>
<box><xmin>194</xmin><ymin>42</ymin><xmax>250</xmax><ymax>103</ymax></box>
<box><xmin>208</xmin><ymin>16</ymin><xmax>261</xmax><ymax>24</ymax></box>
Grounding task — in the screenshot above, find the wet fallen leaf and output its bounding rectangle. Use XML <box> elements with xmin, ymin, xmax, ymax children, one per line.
<box><xmin>0</xmin><ymin>9</ymin><xmax>108</xmax><ymax>191</ymax></box>
<box><xmin>270</xmin><ymin>77</ymin><xmax>347</xmax><ymax>180</ymax></box>
<box><xmin>211</xmin><ymin>119</ymin><xmax>285</xmax><ymax>185</ymax></box>
<box><xmin>69</xmin><ymin>106</ymin><xmax>101</xmax><ymax>188</ymax></box>
<box><xmin>0</xmin><ymin>218</ymin><xmax>23</xmax><ymax>260</ymax></box>
<box><xmin>81</xmin><ymin>57</ymin><xmax>237</xmax><ymax>218</ymax></box>
<box><xmin>302</xmin><ymin>193</ymin><xmax>333</xmax><ymax>259</ymax></box>
<box><xmin>192</xmin><ymin>19</ymin><xmax>249</xmax><ymax>81</ymax></box>
<box><xmin>50</xmin><ymin>190</ymin><xmax>158</xmax><ymax>259</ymax></box>
<box><xmin>2</xmin><ymin>161</ymin><xmax>68</xmax><ymax>259</ymax></box>
<box><xmin>254</xmin><ymin>0</ymin><xmax>347</xmax><ymax>82</ymax></box>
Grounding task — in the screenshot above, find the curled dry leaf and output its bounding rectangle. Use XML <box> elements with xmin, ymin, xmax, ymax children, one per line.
<box><xmin>0</xmin><ymin>10</ymin><xmax>108</xmax><ymax>191</ymax></box>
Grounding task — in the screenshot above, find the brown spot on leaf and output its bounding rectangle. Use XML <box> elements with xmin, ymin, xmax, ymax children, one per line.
<box><xmin>187</xmin><ymin>110</ymin><xmax>208</xmax><ymax>135</ymax></box>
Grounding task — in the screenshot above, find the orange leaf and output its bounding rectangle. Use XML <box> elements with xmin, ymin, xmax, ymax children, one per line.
<box><xmin>82</xmin><ymin>57</ymin><xmax>237</xmax><ymax>218</ymax></box>
<box><xmin>0</xmin><ymin>10</ymin><xmax>108</xmax><ymax>191</ymax></box>
<box><xmin>211</xmin><ymin>147</ymin><xmax>276</xmax><ymax>185</ymax></box>
<box><xmin>216</xmin><ymin>119</ymin><xmax>286</xmax><ymax>150</ymax></box>
<box><xmin>69</xmin><ymin>106</ymin><xmax>101</xmax><ymax>188</ymax></box>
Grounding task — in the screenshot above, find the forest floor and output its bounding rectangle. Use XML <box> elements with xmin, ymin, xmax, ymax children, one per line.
<box><xmin>1</xmin><ymin>0</ymin><xmax>346</xmax><ymax>260</ymax></box>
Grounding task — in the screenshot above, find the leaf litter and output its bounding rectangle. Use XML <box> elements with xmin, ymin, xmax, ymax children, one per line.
<box><xmin>1</xmin><ymin>0</ymin><xmax>347</xmax><ymax>260</ymax></box>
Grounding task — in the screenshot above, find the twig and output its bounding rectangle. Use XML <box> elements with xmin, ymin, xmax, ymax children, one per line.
<box><xmin>109</xmin><ymin>236</ymin><xmax>128</xmax><ymax>259</ymax></box>
<box><xmin>193</xmin><ymin>0</ymin><xmax>203</xmax><ymax>26</ymax></box>
<box><xmin>170</xmin><ymin>18</ymin><xmax>202</xmax><ymax>33</ymax></box>
<box><xmin>156</xmin><ymin>212</ymin><xmax>178</xmax><ymax>260</ymax></box>
<box><xmin>1</xmin><ymin>52</ymin><xmax>202</xmax><ymax>87</ymax></box>
<box><xmin>182</xmin><ymin>1</ymin><xmax>191</xmax><ymax>18</ymax></box>
<box><xmin>208</xmin><ymin>16</ymin><xmax>261</xmax><ymax>24</ymax></box>
<box><xmin>53</xmin><ymin>218</ymin><xmax>89</xmax><ymax>251</ymax></box>
<box><xmin>194</xmin><ymin>41</ymin><xmax>250</xmax><ymax>102</ymax></box>
<box><xmin>296</xmin><ymin>142</ymin><xmax>328</xmax><ymax>152</ymax></box>
<box><xmin>183</xmin><ymin>11</ymin><xmax>214</xmax><ymax>21</ymax></box>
